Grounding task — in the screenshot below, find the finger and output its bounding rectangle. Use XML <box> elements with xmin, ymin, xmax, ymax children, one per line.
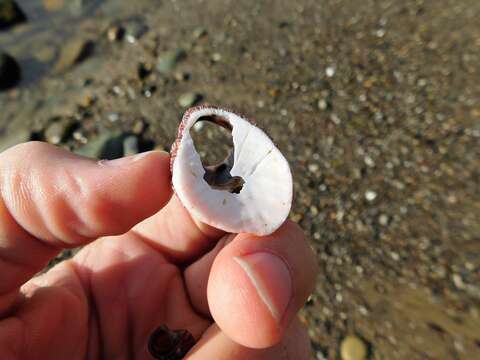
<box><xmin>132</xmin><ymin>194</ymin><xmax>225</xmax><ymax>262</ymax></box>
<box><xmin>206</xmin><ymin>221</ymin><xmax>317</xmax><ymax>348</ymax></box>
<box><xmin>184</xmin><ymin>234</ymin><xmax>235</xmax><ymax>316</ymax></box>
<box><xmin>186</xmin><ymin>318</ymin><xmax>312</xmax><ymax>360</ymax></box>
<box><xmin>0</xmin><ymin>142</ymin><xmax>172</xmax><ymax>295</ymax></box>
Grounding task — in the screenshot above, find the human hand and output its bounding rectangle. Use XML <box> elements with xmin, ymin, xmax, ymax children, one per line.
<box><xmin>0</xmin><ymin>142</ymin><xmax>317</xmax><ymax>359</ymax></box>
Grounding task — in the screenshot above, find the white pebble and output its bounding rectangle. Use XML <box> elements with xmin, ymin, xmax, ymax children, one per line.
<box><xmin>364</xmin><ymin>155</ymin><xmax>375</xmax><ymax>167</ymax></box>
<box><xmin>365</xmin><ymin>190</ymin><xmax>377</xmax><ymax>202</ymax></box>
<box><xmin>325</xmin><ymin>66</ymin><xmax>336</xmax><ymax>77</ymax></box>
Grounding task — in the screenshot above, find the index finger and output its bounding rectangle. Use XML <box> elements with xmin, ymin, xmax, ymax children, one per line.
<box><xmin>0</xmin><ymin>142</ymin><xmax>172</xmax><ymax>297</ymax></box>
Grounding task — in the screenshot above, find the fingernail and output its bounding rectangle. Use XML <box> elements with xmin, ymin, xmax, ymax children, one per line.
<box><xmin>234</xmin><ymin>252</ymin><xmax>292</xmax><ymax>324</ymax></box>
<box><xmin>98</xmin><ymin>151</ymin><xmax>168</xmax><ymax>167</ymax></box>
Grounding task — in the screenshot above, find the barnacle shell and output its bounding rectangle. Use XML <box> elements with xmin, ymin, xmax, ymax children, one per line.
<box><xmin>171</xmin><ymin>105</ymin><xmax>293</xmax><ymax>236</ymax></box>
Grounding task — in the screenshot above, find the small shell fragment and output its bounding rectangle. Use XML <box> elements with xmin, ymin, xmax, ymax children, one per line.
<box><xmin>171</xmin><ymin>105</ymin><xmax>293</xmax><ymax>236</ymax></box>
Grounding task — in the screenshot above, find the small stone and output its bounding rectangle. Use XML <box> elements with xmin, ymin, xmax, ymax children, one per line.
<box><xmin>340</xmin><ymin>335</ymin><xmax>368</xmax><ymax>360</ymax></box>
<box><xmin>378</xmin><ymin>214</ymin><xmax>389</xmax><ymax>226</ymax></box>
<box><xmin>192</xmin><ymin>27</ymin><xmax>207</xmax><ymax>39</ymax></box>
<box><xmin>452</xmin><ymin>274</ymin><xmax>466</xmax><ymax>289</ymax></box>
<box><xmin>53</xmin><ymin>38</ymin><xmax>94</xmax><ymax>73</ymax></box>
<box><xmin>308</xmin><ymin>163</ymin><xmax>319</xmax><ymax>173</ymax></box>
<box><xmin>68</xmin><ymin>0</ymin><xmax>93</xmax><ymax>16</ymax></box>
<box><xmin>123</xmin><ymin>135</ymin><xmax>139</xmax><ymax>156</ymax></box>
<box><xmin>0</xmin><ymin>0</ymin><xmax>26</xmax><ymax>30</ymax></box>
<box><xmin>174</xmin><ymin>71</ymin><xmax>190</xmax><ymax>81</ymax></box>
<box><xmin>156</xmin><ymin>49</ymin><xmax>186</xmax><ymax>73</ymax></box>
<box><xmin>107</xmin><ymin>112</ymin><xmax>120</xmax><ymax>123</ymax></box>
<box><xmin>42</xmin><ymin>0</ymin><xmax>64</xmax><ymax>12</ymax></box>
<box><xmin>75</xmin><ymin>131</ymin><xmax>123</xmax><ymax>159</ymax></box>
<box><xmin>178</xmin><ymin>92</ymin><xmax>202</xmax><ymax>108</ymax></box>
<box><xmin>325</xmin><ymin>66</ymin><xmax>336</xmax><ymax>77</ymax></box>
<box><xmin>141</xmin><ymin>84</ymin><xmax>156</xmax><ymax>98</ymax></box>
<box><xmin>137</xmin><ymin>62</ymin><xmax>152</xmax><ymax>80</ymax></box>
<box><xmin>365</xmin><ymin>190</ymin><xmax>377</xmax><ymax>202</ymax></box>
<box><xmin>0</xmin><ymin>51</ymin><xmax>21</xmax><ymax>91</ymax></box>
<box><xmin>390</xmin><ymin>252</ymin><xmax>400</xmax><ymax>261</ymax></box>
<box><xmin>77</xmin><ymin>91</ymin><xmax>95</xmax><ymax>108</ymax></box>
<box><xmin>107</xmin><ymin>25</ymin><xmax>125</xmax><ymax>42</ymax></box>
<box><xmin>72</xmin><ymin>130</ymin><xmax>88</xmax><ymax>144</ymax></box>
<box><xmin>211</xmin><ymin>52</ymin><xmax>222</xmax><ymax>62</ymax></box>
<box><xmin>375</xmin><ymin>28</ymin><xmax>386</xmax><ymax>38</ymax></box>
<box><xmin>330</xmin><ymin>113</ymin><xmax>341</xmax><ymax>125</ymax></box>
<box><xmin>317</xmin><ymin>98</ymin><xmax>328</xmax><ymax>110</ymax></box>
<box><xmin>33</xmin><ymin>45</ymin><xmax>56</xmax><ymax>63</ymax></box>
<box><xmin>359</xmin><ymin>306</ymin><xmax>368</xmax><ymax>316</ymax></box>
<box><xmin>44</xmin><ymin>119</ymin><xmax>74</xmax><ymax>145</ymax></box>
<box><xmin>364</xmin><ymin>155</ymin><xmax>375</xmax><ymax>167</ymax></box>
<box><xmin>132</xmin><ymin>119</ymin><xmax>146</xmax><ymax>135</ymax></box>
<box><xmin>291</xmin><ymin>213</ymin><xmax>303</xmax><ymax>223</ymax></box>
<box><xmin>124</xmin><ymin>19</ymin><xmax>148</xmax><ymax>43</ymax></box>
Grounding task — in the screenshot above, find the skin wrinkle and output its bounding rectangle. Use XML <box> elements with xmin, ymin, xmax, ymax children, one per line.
<box><xmin>86</xmin><ymin>249</ymin><xmax>119</xmax><ymax>359</ymax></box>
<box><xmin>11</xmin><ymin>168</ymin><xmax>61</xmax><ymax>246</ymax></box>
<box><xmin>82</xmin><ymin>242</ymin><xmax>147</xmax><ymax>358</ymax></box>
<box><xmin>71</xmin><ymin>247</ymin><xmax>104</xmax><ymax>359</ymax></box>
<box><xmin>3</xmin><ymin>316</ymin><xmax>27</xmax><ymax>359</ymax></box>
<box><xmin>53</xmin><ymin>262</ymin><xmax>90</xmax><ymax>359</ymax></box>
<box><xmin>49</xmin><ymin>166</ymin><xmax>111</xmax><ymax>245</ymax></box>
<box><xmin>54</xmin><ymin>169</ymin><xmax>106</xmax><ymax>243</ymax></box>
<box><xmin>127</xmin><ymin>291</ymin><xmax>135</xmax><ymax>360</ymax></box>
<box><xmin>0</xmin><ymin>195</ymin><xmax>60</xmax><ymax>295</ymax></box>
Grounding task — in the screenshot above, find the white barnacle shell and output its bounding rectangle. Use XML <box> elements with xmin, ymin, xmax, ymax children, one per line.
<box><xmin>171</xmin><ymin>105</ymin><xmax>293</xmax><ymax>236</ymax></box>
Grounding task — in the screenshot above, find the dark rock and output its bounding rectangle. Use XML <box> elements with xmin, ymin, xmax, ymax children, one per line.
<box><xmin>0</xmin><ymin>0</ymin><xmax>26</xmax><ymax>30</ymax></box>
<box><xmin>0</xmin><ymin>51</ymin><xmax>21</xmax><ymax>90</ymax></box>
<box><xmin>44</xmin><ymin>118</ymin><xmax>76</xmax><ymax>145</ymax></box>
<box><xmin>75</xmin><ymin>131</ymin><xmax>124</xmax><ymax>159</ymax></box>
<box><xmin>137</xmin><ymin>62</ymin><xmax>152</xmax><ymax>80</ymax></box>
<box><xmin>53</xmin><ymin>38</ymin><xmax>94</xmax><ymax>73</ymax></box>
<box><xmin>107</xmin><ymin>25</ymin><xmax>125</xmax><ymax>42</ymax></box>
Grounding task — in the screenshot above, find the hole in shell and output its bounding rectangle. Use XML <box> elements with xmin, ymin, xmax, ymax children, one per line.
<box><xmin>189</xmin><ymin>115</ymin><xmax>245</xmax><ymax>194</ymax></box>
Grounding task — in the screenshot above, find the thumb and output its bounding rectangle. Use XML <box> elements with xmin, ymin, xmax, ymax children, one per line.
<box><xmin>0</xmin><ymin>142</ymin><xmax>172</xmax><ymax>295</ymax></box>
